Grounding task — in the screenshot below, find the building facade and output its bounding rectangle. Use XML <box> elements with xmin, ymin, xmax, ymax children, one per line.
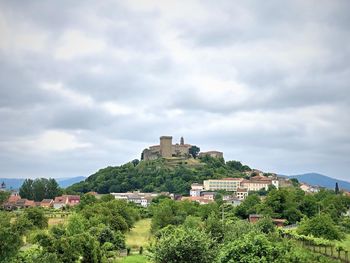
<box><xmin>203</xmin><ymin>178</ymin><xmax>244</xmax><ymax>192</ymax></box>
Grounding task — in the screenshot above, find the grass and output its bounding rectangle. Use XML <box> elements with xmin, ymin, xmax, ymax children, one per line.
<box><xmin>126</xmin><ymin>218</ymin><xmax>152</xmax><ymax>249</ymax></box>
<box><xmin>116</xmin><ymin>255</ymin><xmax>149</xmax><ymax>263</ymax></box>
<box><xmin>48</xmin><ymin>217</ymin><xmax>66</xmax><ymax>226</ymax></box>
<box><xmin>337</xmin><ymin>234</ymin><xmax>350</xmax><ymax>250</ymax></box>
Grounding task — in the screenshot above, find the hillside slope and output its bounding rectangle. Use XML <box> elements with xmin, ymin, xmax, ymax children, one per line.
<box><xmin>288</xmin><ymin>173</ymin><xmax>350</xmax><ymax>191</ymax></box>
<box><xmin>67</xmin><ymin>157</ymin><xmax>251</xmax><ymax>195</ymax></box>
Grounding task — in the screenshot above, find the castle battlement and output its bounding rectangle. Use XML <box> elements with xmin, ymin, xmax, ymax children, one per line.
<box><xmin>141</xmin><ymin>136</ymin><xmax>223</xmax><ymax>161</ymax></box>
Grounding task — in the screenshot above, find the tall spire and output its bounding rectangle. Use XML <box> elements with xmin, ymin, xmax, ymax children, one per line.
<box><xmin>180</xmin><ymin>136</ymin><xmax>184</xmax><ymax>145</ymax></box>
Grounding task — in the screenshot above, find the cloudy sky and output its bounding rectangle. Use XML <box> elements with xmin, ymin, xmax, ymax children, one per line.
<box><xmin>0</xmin><ymin>0</ymin><xmax>349</xmax><ymax>181</ymax></box>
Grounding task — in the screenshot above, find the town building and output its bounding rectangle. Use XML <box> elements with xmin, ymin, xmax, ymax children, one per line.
<box><xmin>248</xmin><ymin>214</ymin><xmax>287</xmax><ymax>227</ymax></box>
<box><xmin>40</xmin><ymin>199</ymin><xmax>54</xmax><ymax>208</ymax></box>
<box><xmin>53</xmin><ymin>195</ymin><xmax>80</xmax><ymax>209</ymax></box>
<box><xmin>241</xmin><ymin>175</ymin><xmax>279</xmax><ymax>191</ymax></box>
<box><xmin>203</xmin><ymin>178</ymin><xmax>244</xmax><ymax>192</ymax></box>
<box><xmin>225</xmin><ymin>197</ymin><xmax>242</xmax><ymax>206</ymax></box>
<box><xmin>236</xmin><ymin>188</ymin><xmax>249</xmax><ymax>200</ymax></box>
<box><xmin>111</xmin><ymin>191</ymin><xmax>166</xmax><ymax>207</ymax></box>
<box><xmin>190</xmin><ymin>183</ymin><xmax>204</xmax><ymax>197</ymax></box>
<box><xmin>300</xmin><ymin>183</ymin><xmax>320</xmax><ymax>193</ymax></box>
<box><xmin>181</xmin><ymin>196</ymin><xmax>214</xmax><ymax>205</ymax></box>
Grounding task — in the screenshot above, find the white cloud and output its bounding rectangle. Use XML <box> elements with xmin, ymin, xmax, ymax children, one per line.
<box><xmin>54</xmin><ymin>30</ymin><xmax>106</xmax><ymax>60</ymax></box>
<box><xmin>0</xmin><ymin>11</ymin><xmax>48</xmax><ymax>53</ymax></box>
<box><xmin>2</xmin><ymin>130</ymin><xmax>92</xmax><ymax>153</ymax></box>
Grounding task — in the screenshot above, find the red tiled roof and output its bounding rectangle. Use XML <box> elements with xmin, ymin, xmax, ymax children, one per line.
<box><xmin>7</xmin><ymin>195</ymin><xmax>21</xmax><ymax>203</ymax></box>
<box><xmin>221</xmin><ymin>178</ymin><xmax>244</xmax><ymax>181</ymax></box>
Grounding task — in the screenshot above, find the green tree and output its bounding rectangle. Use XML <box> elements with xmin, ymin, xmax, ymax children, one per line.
<box><xmin>256</xmin><ymin>216</ymin><xmax>275</xmax><ymax>234</ymax></box>
<box><xmin>66</xmin><ymin>213</ymin><xmax>87</xmax><ymax>236</ymax></box>
<box><xmin>131</xmin><ymin>159</ymin><xmax>140</xmax><ymax>167</ymax></box>
<box><xmin>290</xmin><ymin>178</ymin><xmax>300</xmax><ymax>187</ymax></box>
<box><xmin>46</xmin><ymin>178</ymin><xmax>62</xmax><ymax>199</ymax></box>
<box><xmin>22</xmin><ymin>207</ymin><xmax>48</xmax><ymax>229</ymax></box>
<box><xmin>335</xmin><ymin>182</ymin><xmax>340</xmax><ymax>194</ymax></box>
<box><xmin>150</xmin><ymin>226</ymin><xmax>216</xmax><ymax>263</ymax></box>
<box><xmin>0</xmin><ymin>211</ymin><xmax>22</xmax><ymax>262</ymax></box>
<box><xmin>100</xmin><ymin>194</ymin><xmax>115</xmax><ymax>202</ymax></box>
<box><xmin>19</xmin><ymin>178</ymin><xmax>61</xmax><ymax>201</ymax></box>
<box><xmin>297</xmin><ymin>213</ymin><xmax>343</xmax><ymax>240</ymax></box>
<box><xmin>0</xmin><ymin>191</ymin><xmax>10</xmax><ymax>205</ymax></box>
<box><xmin>189</xmin><ymin>145</ymin><xmax>200</xmax><ymax>159</ymax></box>
<box><xmin>217</xmin><ymin>232</ymin><xmax>287</xmax><ymax>263</ymax></box>
<box><xmin>19</xmin><ymin>179</ymin><xmax>34</xmax><ymax>200</ymax></box>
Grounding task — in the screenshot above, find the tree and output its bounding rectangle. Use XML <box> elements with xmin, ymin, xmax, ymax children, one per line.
<box><xmin>297</xmin><ymin>213</ymin><xmax>343</xmax><ymax>240</ymax></box>
<box><xmin>46</xmin><ymin>178</ymin><xmax>62</xmax><ymax>199</ymax></box>
<box><xmin>19</xmin><ymin>179</ymin><xmax>34</xmax><ymax>200</ymax></box>
<box><xmin>189</xmin><ymin>145</ymin><xmax>200</xmax><ymax>159</ymax></box>
<box><xmin>205</xmin><ymin>212</ymin><xmax>225</xmax><ymax>242</ymax></box>
<box><xmin>0</xmin><ymin>191</ymin><xmax>10</xmax><ymax>205</ymax></box>
<box><xmin>100</xmin><ymin>194</ymin><xmax>115</xmax><ymax>202</ymax></box>
<box><xmin>22</xmin><ymin>207</ymin><xmax>48</xmax><ymax>229</ymax></box>
<box><xmin>131</xmin><ymin>159</ymin><xmax>140</xmax><ymax>167</ymax></box>
<box><xmin>150</xmin><ymin>226</ymin><xmax>216</xmax><ymax>263</ymax></box>
<box><xmin>256</xmin><ymin>216</ymin><xmax>275</xmax><ymax>234</ymax></box>
<box><xmin>66</xmin><ymin>214</ymin><xmax>87</xmax><ymax>236</ymax></box>
<box><xmin>335</xmin><ymin>182</ymin><xmax>340</xmax><ymax>194</ymax></box>
<box><xmin>0</xmin><ymin>211</ymin><xmax>22</xmax><ymax>262</ymax></box>
<box><xmin>217</xmin><ymin>232</ymin><xmax>288</xmax><ymax>263</ymax></box>
<box><xmin>290</xmin><ymin>178</ymin><xmax>300</xmax><ymax>187</ymax></box>
<box><xmin>226</xmin><ymin>160</ymin><xmax>251</xmax><ymax>172</ymax></box>
<box><xmin>19</xmin><ymin>178</ymin><xmax>61</xmax><ymax>201</ymax></box>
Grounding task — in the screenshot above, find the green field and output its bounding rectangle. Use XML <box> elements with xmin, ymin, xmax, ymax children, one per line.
<box><xmin>116</xmin><ymin>254</ymin><xmax>149</xmax><ymax>263</ymax></box>
<box><xmin>337</xmin><ymin>234</ymin><xmax>350</xmax><ymax>251</ymax></box>
<box><xmin>126</xmin><ymin>218</ymin><xmax>152</xmax><ymax>249</ymax></box>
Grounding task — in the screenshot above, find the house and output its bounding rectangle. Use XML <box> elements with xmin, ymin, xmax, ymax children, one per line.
<box><xmin>54</xmin><ymin>195</ymin><xmax>80</xmax><ymax>209</ymax></box>
<box><xmin>241</xmin><ymin>175</ymin><xmax>278</xmax><ymax>192</ymax></box>
<box><xmin>190</xmin><ymin>183</ymin><xmax>204</xmax><ymax>197</ymax></box>
<box><xmin>110</xmin><ymin>191</ymin><xmax>164</xmax><ymax>207</ymax></box>
<box><xmin>15</xmin><ymin>199</ymin><xmax>35</xmax><ymax>209</ymax></box>
<box><xmin>225</xmin><ymin>197</ymin><xmax>242</xmax><ymax>206</ymax></box>
<box><xmin>248</xmin><ymin>214</ymin><xmax>287</xmax><ymax>227</ymax></box>
<box><xmin>236</xmin><ymin>188</ymin><xmax>249</xmax><ymax>200</ymax></box>
<box><xmin>40</xmin><ymin>199</ymin><xmax>54</xmax><ymax>208</ymax></box>
<box><xmin>300</xmin><ymin>183</ymin><xmax>320</xmax><ymax>193</ymax></box>
<box><xmin>181</xmin><ymin>196</ymin><xmax>214</xmax><ymax>205</ymax></box>
<box><xmin>3</xmin><ymin>194</ymin><xmax>21</xmax><ymax>210</ymax></box>
<box><xmin>200</xmin><ymin>191</ymin><xmax>217</xmax><ymax>200</ymax></box>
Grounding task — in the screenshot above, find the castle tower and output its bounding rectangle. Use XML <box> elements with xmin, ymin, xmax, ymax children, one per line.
<box><xmin>180</xmin><ymin>136</ymin><xmax>184</xmax><ymax>145</ymax></box>
<box><xmin>160</xmin><ymin>136</ymin><xmax>172</xmax><ymax>158</ymax></box>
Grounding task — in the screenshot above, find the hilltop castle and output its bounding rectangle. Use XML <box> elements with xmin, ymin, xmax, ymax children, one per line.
<box><xmin>141</xmin><ymin>136</ymin><xmax>223</xmax><ymax>161</ymax></box>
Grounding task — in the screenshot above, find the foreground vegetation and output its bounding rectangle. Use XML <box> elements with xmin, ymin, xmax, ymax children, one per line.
<box><xmin>0</xmin><ymin>195</ymin><xmax>140</xmax><ymax>263</ymax></box>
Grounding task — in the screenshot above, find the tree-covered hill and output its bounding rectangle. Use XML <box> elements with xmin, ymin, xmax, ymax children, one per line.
<box><xmin>66</xmin><ymin>156</ymin><xmax>252</xmax><ymax>195</ymax></box>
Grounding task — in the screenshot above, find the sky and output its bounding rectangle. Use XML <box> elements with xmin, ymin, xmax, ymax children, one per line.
<box><xmin>0</xmin><ymin>0</ymin><xmax>349</xmax><ymax>181</ymax></box>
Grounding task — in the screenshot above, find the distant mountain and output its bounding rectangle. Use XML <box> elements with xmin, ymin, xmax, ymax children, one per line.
<box><xmin>0</xmin><ymin>176</ymin><xmax>86</xmax><ymax>190</ymax></box>
<box><xmin>56</xmin><ymin>176</ymin><xmax>86</xmax><ymax>188</ymax></box>
<box><xmin>287</xmin><ymin>173</ymin><xmax>350</xmax><ymax>191</ymax></box>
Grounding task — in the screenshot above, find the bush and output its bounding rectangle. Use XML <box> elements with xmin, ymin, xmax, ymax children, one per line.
<box><xmin>150</xmin><ymin>225</ymin><xmax>216</xmax><ymax>263</ymax></box>
<box><xmin>297</xmin><ymin>214</ymin><xmax>343</xmax><ymax>240</ymax></box>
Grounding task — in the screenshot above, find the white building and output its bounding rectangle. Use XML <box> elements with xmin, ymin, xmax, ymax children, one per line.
<box><xmin>203</xmin><ymin>178</ymin><xmax>243</xmax><ymax>192</ymax></box>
